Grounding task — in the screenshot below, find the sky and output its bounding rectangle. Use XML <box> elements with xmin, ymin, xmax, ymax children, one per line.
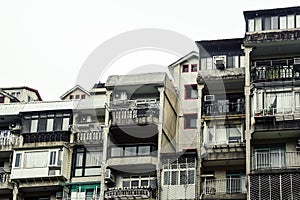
<box><xmin>0</xmin><ymin>0</ymin><xmax>299</xmax><ymax>101</ymax></box>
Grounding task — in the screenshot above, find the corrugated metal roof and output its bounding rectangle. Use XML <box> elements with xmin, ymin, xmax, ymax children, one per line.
<box><xmin>22</xmin><ymin>101</ymin><xmax>79</xmax><ymax>112</ymax></box>
<box><xmin>0</xmin><ymin>103</ymin><xmax>25</xmax><ymax>116</ymax></box>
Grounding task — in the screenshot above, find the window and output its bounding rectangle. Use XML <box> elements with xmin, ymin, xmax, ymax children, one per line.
<box><xmin>280</xmin><ymin>16</ymin><xmax>287</xmax><ymax>29</ymax></box>
<box><xmin>297</xmin><ymin>15</ymin><xmax>300</xmax><ymax>28</ymax></box>
<box><xmin>49</xmin><ymin>151</ymin><xmax>57</xmax><ymax>166</ymax></box>
<box><xmin>185</xmin><ymin>85</ymin><xmax>198</xmax><ymax>99</ymax></box>
<box><xmin>248</xmin><ymin>19</ymin><xmax>255</xmax><ymax>32</ymax></box>
<box><xmin>226</xmin><ymin>172</ymin><xmax>245</xmax><ymax>193</ymax></box>
<box><xmin>73</xmin><ymin>147</ymin><xmax>102</xmax><ymax>177</ymax></box>
<box><xmin>15</xmin><ymin>153</ymin><xmax>22</xmax><ymax>167</ymax></box>
<box><xmin>163</xmin><ymin>158</ymin><xmax>196</xmax><ymax>186</ymax></box>
<box><xmin>75</xmin><ymin>95</ymin><xmax>80</xmax><ymax>99</ymax></box>
<box><xmin>184</xmin><ymin>114</ymin><xmax>197</xmax><ymax>129</ymax></box>
<box><xmin>205</xmin><ymin>124</ymin><xmax>242</xmax><ymax>145</ymax></box>
<box><xmin>266</xmin><ymin>92</ymin><xmax>292</xmax><ymax>114</ymax></box>
<box><xmin>264</xmin><ymin>17</ymin><xmax>271</xmax><ymax>30</ymax></box>
<box><xmin>191</xmin><ymin>64</ymin><xmax>197</xmax><ymax>72</ymax></box>
<box><xmin>255</xmin><ymin>18</ymin><xmax>262</xmax><ymax>31</ymax></box>
<box><xmin>69</xmin><ymin>95</ymin><xmax>74</xmax><ymax>100</ymax></box>
<box><xmin>81</xmin><ymin>94</ymin><xmax>86</xmax><ymax>99</ymax></box>
<box><xmin>122</xmin><ymin>175</ymin><xmax>156</xmax><ymax>188</ymax></box>
<box><xmin>0</xmin><ymin>96</ymin><xmax>4</xmax><ymax>103</ymax></box>
<box><xmin>182</xmin><ymin>64</ymin><xmax>189</xmax><ymax>73</ymax></box>
<box><xmin>254</xmin><ymin>146</ymin><xmax>285</xmax><ymax>169</ymax></box>
<box><xmin>201</xmin><ymin>57</ymin><xmax>213</xmax><ymax>70</ymax></box>
<box><xmin>24</xmin><ymin>151</ymin><xmax>48</xmax><ymax>168</ymax></box>
<box><xmin>271</xmin><ymin>16</ymin><xmax>279</xmax><ymax>30</ymax></box>
<box><xmin>22</xmin><ymin>112</ymin><xmax>71</xmax><ymax>133</ymax></box>
<box><xmin>288</xmin><ymin>15</ymin><xmax>295</xmax><ymax>29</ymax></box>
<box><xmin>110</xmin><ymin>145</ymin><xmax>156</xmax><ymax>157</ymax></box>
<box><xmin>248</xmin><ymin>18</ymin><xmax>262</xmax><ymax>32</ymax></box>
<box><xmin>227</xmin><ymin>56</ymin><xmax>239</xmax><ymax>68</ymax></box>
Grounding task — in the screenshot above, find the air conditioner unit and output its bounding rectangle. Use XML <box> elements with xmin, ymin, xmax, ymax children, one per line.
<box><xmin>294</xmin><ymin>58</ymin><xmax>300</xmax><ymax>65</ymax></box>
<box><xmin>113</xmin><ymin>91</ymin><xmax>127</xmax><ymax>101</ymax></box>
<box><xmin>213</xmin><ymin>55</ymin><xmax>226</xmax><ymax>70</ymax></box>
<box><xmin>105</xmin><ymin>169</ymin><xmax>115</xmax><ymax>183</ymax></box>
<box><xmin>80</xmin><ymin>115</ymin><xmax>93</xmax><ymax>123</ymax></box>
<box><xmin>204</xmin><ymin>95</ymin><xmax>215</xmax><ymax>102</ymax></box>
<box><xmin>9</xmin><ymin>123</ymin><xmax>21</xmax><ymax>130</ymax></box>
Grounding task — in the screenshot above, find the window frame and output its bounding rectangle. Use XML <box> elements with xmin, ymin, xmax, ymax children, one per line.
<box><xmin>184</xmin><ymin>84</ymin><xmax>198</xmax><ymax>100</ymax></box>
<box><xmin>191</xmin><ymin>64</ymin><xmax>198</xmax><ymax>72</ymax></box>
<box><xmin>182</xmin><ymin>64</ymin><xmax>189</xmax><ymax>73</ymax></box>
<box><xmin>184</xmin><ymin>113</ymin><xmax>197</xmax><ymax>129</ymax></box>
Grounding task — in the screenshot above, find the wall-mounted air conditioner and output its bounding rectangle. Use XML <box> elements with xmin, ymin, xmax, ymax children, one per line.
<box><xmin>113</xmin><ymin>91</ymin><xmax>127</xmax><ymax>101</ymax></box>
<box><xmin>105</xmin><ymin>169</ymin><xmax>115</xmax><ymax>183</ymax></box>
<box><xmin>213</xmin><ymin>55</ymin><xmax>226</xmax><ymax>70</ymax></box>
<box><xmin>9</xmin><ymin>123</ymin><xmax>21</xmax><ymax>131</ymax></box>
<box><xmin>204</xmin><ymin>95</ymin><xmax>215</xmax><ymax>102</ymax></box>
<box><xmin>294</xmin><ymin>58</ymin><xmax>300</xmax><ymax>65</ymax></box>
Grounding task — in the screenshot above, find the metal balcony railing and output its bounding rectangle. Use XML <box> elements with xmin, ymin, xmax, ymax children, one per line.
<box><xmin>0</xmin><ymin>173</ymin><xmax>11</xmax><ymax>183</ymax></box>
<box><xmin>75</xmin><ymin>131</ymin><xmax>103</xmax><ymax>143</ymax></box>
<box><xmin>251</xmin><ymin>59</ymin><xmax>300</xmax><ymax>82</ymax></box>
<box><xmin>203</xmin><ymin>102</ymin><xmax>245</xmax><ymax>116</ymax></box>
<box><xmin>252</xmin><ymin>151</ymin><xmax>300</xmax><ymax>170</ymax></box>
<box><xmin>254</xmin><ymin>107</ymin><xmax>300</xmax><ymax>117</ymax></box>
<box><xmin>203</xmin><ymin>178</ymin><xmax>246</xmax><ymax>195</ymax></box>
<box><xmin>0</xmin><ymin>134</ymin><xmax>19</xmax><ymax>146</ymax></box>
<box><xmin>105</xmin><ymin>187</ymin><xmax>155</xmax><ymax>199</ymax></box>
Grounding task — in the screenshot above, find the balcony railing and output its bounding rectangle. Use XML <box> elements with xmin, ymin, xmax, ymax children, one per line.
<box><xmin>107</xmin><ymin>100</ymin><xmax>159</xmax><ymax>126</ymax></box>
<box><xmin>252</xmin><ymin>151</ymin><xmax>300</xmax><ymax>170</ymax></box>
<box><xmin>203</xmin><ymin>102</ymin><xmax>245</xmax><ymax>116</ymax></box>
<box><xmin>0</xmin><ymin>133</ymin><xmax>19</xmax><ymax>147</ymax></box>
<box><xmin>0</xmin><ymin>173</ymin><xmax>11</xmax><ymax>183</ymax></box>
<box><xmin>251</xmin><ymin>59</ymin><xmax>300</xmax><ymax>82</ymax></box>
<box><xmin>203</xmin><ymin>178</ymin><xmax>246</xmax><ymax>195</ymax></box>
<box><xmin>254</xmin><ymin>107</ymin><xmax>300</xmax><ymax>117</ymax></box>
<box><xmin>75</xmin><ymin>131</ymin><xmax>103</xmax><ymax>143</ymax></box>
<box><xmin>105</xmin><ymin>187</ymin><xmax>155</xmax><ymax>199</ymax></box>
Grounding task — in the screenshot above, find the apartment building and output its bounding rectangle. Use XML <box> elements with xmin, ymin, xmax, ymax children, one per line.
<box><xmin>196</xmin><ymin>38</ymin><xmax>247</xmax><ymax>199</ymax></box>
<box><xmin>243</xmin><ymin>6</ymin><xmax>300</xmax><ymax>200</ymax></box>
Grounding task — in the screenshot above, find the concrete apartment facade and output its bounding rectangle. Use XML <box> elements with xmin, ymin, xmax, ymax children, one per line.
<box><xmin>0</xmin><ymin>5</ymin><xmax>300</xmax><ymax>200</ymax></box>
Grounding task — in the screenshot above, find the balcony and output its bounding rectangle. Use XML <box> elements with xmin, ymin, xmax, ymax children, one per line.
<box><xmin>0</xmin><ymin>172</ymin><xmax>13</xmax><ymax>190</ymax></box>
<box><xmin>203</xmin><ymin>178</ymin><xmax>246</xmax><ymax>195</ymax></box>
<box><xmin>252</xmin><ymin>151</ymin><xmax>300</xmax><ymax>171</ymax></box>
<box><xmin>105</xmin><ymin>187</ymin><xmax>156</xmax><ymax>199</ymax></box>
<box><xmin>245</xmin><ymin>29</ymin><xmax>300</xmax><ymax>44</ymax></box>
<box><xmin>251</xmin><ymin>59</ymin><xmax>300</xmax><ymax>82</ymax></box>
<box><xmin>107</xmin><ymin>100</ymin><xmax>159</xmax><ymax>126</ymax></box>
<box><xmin>0</xmin><ymin>131</ymin><xmax>20</xmax><ymax>149</ymax></box>
<box><xmin>203</xmin><ymin>101</ymin><xmax>245</xmax><ymax>117</ymax></box>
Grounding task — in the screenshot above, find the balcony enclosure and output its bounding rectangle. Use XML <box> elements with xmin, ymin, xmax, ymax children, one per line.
<box><xmin>203</xmin><ymin>93</ymin><xmax>245</xmax><ymax>117</ymax></box>
<box><xmin>108</xmin><ymin>99</ymin><xmax>159</xmax><ymax>126</ymax></box>
<box><xmin>203</xmin><ymin>177</ymin><xmax>246</xmax><ymax>195</ymax></box>
<box><xmin>252</xmin><ymin>150</ymin><xmax>300</xmax><ymax>170</ymax></box>
<box><xmin>251</xmin><ymin>58</ymin><xmax>300</xmax><ymax>82</ymax></box>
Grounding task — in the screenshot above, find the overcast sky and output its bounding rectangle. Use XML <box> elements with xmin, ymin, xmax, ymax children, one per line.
<box><xmin>0</xmin><ymin>0</ymin><xmax>299</xmax><ymax>100</ymax></box>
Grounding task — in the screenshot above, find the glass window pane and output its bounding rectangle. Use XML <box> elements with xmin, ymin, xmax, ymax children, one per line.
<box><xmin>297</xmin><ymin>15</ymin><xmax>300</xmax><ymax>28</ymax></box>
<box><xmin>46</xmin><ymin>118</ymin><xmax>54</xmax><ymax>132</ymax></box>
<box><xmin>188</xmin><ymin>170</ymin><xmax>195</xmax><ymax>184</ymax></box>
<box><xmin>123</xmin><ymin>180</ymin><xmax>130</xmax><ymax>188</ymax></box>
<box><xmin>86</xmin><ymin>151</ymin><xmax>101</xmax><ymax>166</ymax></box>
<box><xmin>264</xmin><ymin>17</ymin><xmax>271</xmax><ymax>30</ymax></box>
<box><xmin>15</xmin><ymin>153</ymin><xmax>22</xmax><ymax>167</ymax></box>
<box><xmin>164</xmin><ymin>171</ymin><xmax>170</xmax><ymax>185</ymax></box>
<box><xmin>111</xmin><ymin>147</ymin><xmax>123</xmax><ymax>157</ymax></box>
<box><xmin>171</xmin><ymin>171</ymin><xmax>178</xmax><ymax>185</ymax></box>
<box><xmin>76</xmin><ymin>153</ymin><xmax>84</xmax><ymax>166</ymax></box>
<box><xmin>207</xmin><ymin>58</ymin><xmax>213</xmax><ymax>69</ymax></box>
<box><xmin>49</xmin><ymin>151</ymin><xmax>56</xmax><ymax>165</ymax></box>
<box><xmin>271</xmin><ymin>16</ymin><xmax>279</xmax><ymax>30</ymax></box>
<box><xmin>180</xmin><ymin>170</ymin><xmax>187</xmax><ymax>185</ymax></box>
<box><xmin>124</xmin><ymin>146</ymin><xmax>137</xmax><ymax>156</ymax></box>
<box><xmin>201</xmin><ymin>58</ymin><xmax>207</xmax><ymax>70</ymax></box>
<box><xmin>54</xmin><ymin>117</ymin><xmax>62</xmax><ymax>131</ymax></box>
<box><xmin>138</xmin><ymin>146</ymin><xmax>151</xmax><ymax>156</ymax></box>
<box><xmin>23</xmin><ymin>119</ymin><xmax>31</xmax><ymax>133</ymax></box>
<box><xmin>280</xmin><ymin>16</ymin><xmax>287</xmax><ymax>29</ymax></box>
<box><xmin>38</xmin><ymin>118</ymin><xmax>47</xmax><ymax>132</ymax></box>
<box><xmin>248</xmin><ymin>19</ymin><xmax>254</xmax><ymax>32</ymax></box>
<box><xmin>141</xmin><ymin>180</ymin><xmax>149</xmax><ymax>187</ymax></box>
<box><xmin>255</xmin><ymin>18</ymin><xmax>262</xmax><ymax>31</ymax></box>
<box><xmin>131</xmin><ymin>180</ymin><xmax>139</xmax><ymax>187</ymax></box>
<box><xmin>30</xmin><ymin>119</ymin><xmax>38</xmax><ymax>133</ymax></box>
<box><xmin>288</xmin><ymin>15</ymin><xmax>295</xmax><ymax>29</ymax></box>
<box><xmin>62</xmin><ymin>118</ymin><xmax>70</xmax><ymax>131</ymax></box>
<box><xmin>75</xmin><ymin>169</ymin><xmax>82</xmax><ymax>176</ymax></box>
<box><xmin>24</xmin><ymin>151</ymin><xmax>48</xmax><ymax>168</ymax></box>
<box><xmin>85</xmin><ymin>168</ymin><xmax>101</xmax><ymax>176</ymax></box>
